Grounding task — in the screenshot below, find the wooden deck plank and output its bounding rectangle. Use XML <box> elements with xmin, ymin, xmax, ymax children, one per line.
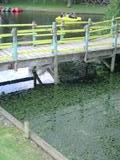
<box><xmin>0</xmin><ymin>36</ymin><xmax>120</xmax><ymax>66</ymax></box>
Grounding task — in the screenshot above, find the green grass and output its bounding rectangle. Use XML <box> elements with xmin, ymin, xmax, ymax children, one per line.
<box><xmin>0</xmin><ymin>124</ymin><xmax>53</xmax><ymax>160</ymax></box>
<box><xmin>4</xmin><ymin>2</ymin><xmax>107</xmax><ymax>14</ymax></box>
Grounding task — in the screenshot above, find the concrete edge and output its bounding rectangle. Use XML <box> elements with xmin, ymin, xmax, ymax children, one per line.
<box><xmin>0</xmin><ymin>106</ymin><xmax>69</xmax><ymax>160</ymax></box>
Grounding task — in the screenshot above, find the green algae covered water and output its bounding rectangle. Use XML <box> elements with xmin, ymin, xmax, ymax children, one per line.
<box><xmin>0</xmin><ymin>72</ymin><xmax>120</xmax><ymax>160</ymax></box>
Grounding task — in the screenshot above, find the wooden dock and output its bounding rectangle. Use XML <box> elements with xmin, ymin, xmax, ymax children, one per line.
<box><xmin>0</xmin><ymin>17</ymin><xmax>120</xmax><ymax>84</ymax></box>
<box><xmin>0</xmin><ymin>37</ymin><xmax>120</xmax><ymax>69</ymax></box>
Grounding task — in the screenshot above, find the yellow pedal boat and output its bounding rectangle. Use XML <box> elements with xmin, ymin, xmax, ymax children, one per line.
<box><xmin>56</xmin><ymin>16</ymin><xmax>82</xmax><ymax>23</ymax></box>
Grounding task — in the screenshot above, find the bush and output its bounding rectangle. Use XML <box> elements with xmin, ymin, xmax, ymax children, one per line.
<box><xmin>105</xmin><ymin>0</ymin><xmax>120</xmax><ymax>19</ymax></box>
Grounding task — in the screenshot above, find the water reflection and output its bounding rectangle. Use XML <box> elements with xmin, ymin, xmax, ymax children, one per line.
<box><xmin>0</xmin><ymin>10</ymin><xmax>103</xmax><ymax>25</ymax></box>
<box><xmin>0</xmin><ymin>68</ymin><xmax>54</xmax><ymax>94</ymax></box>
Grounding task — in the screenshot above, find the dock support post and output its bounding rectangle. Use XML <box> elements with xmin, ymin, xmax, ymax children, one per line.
<box><xmin>33</xmin><ymin>70</ymin><xmax>37</xmax><ymax>87</ymax></box>
<box><xmin>32</xmin><ymin>66</ymin><xmax>42</xmax><ymax>87</ymax></box>
<box><xmin>32</xmin><ymin>21</ymin><xmax>37</xmax><ymax>46</ymax></box>
<box><xmin>52</xmin><ymin>22</ymin><xmax>59</xmax><ymax>84</ymax></box>
<box><xmin>111</xmin><ymin>23</ymin><xmax>118</xmax><ymax>72</ymax></box>
<box><xmin>111</xmin><ymin>55</ymin><xmax>116</xmax><ymax>72</ymax></box>
<box><xmin>24</xmin><ymin>121</ymin><xmax>30</xmax><ymax>139</ymax></box>
<box><xmin>11</xmin><ymin>27</ymin><xmax>18</xmax><ymax>70</ymax></box>
<box><xmin>84</xmin><ymin>18</ymin><xmax>91</xmax><ymax>62</ymax></box>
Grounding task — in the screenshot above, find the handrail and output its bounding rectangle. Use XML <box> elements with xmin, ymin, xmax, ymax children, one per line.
<box><xmin>92</xmin><ymin>16</ymin><xmax>120</xmax><ymax>26</ymax></box>
<box><xmin>36</xmin><ymin>25</ymin><xmax>52</xmax><ymax>28</ymax></box>
<box><xmin>58</xmin><ymin>28</ymin><xmax>85</xmax><ymax>34</ymax></box>
<box><xmin>0</xmin><ymin>24</ymin><xmax>33</xmax><ymax>27</ymax></box>
<box><xmin>0</xmin><ymin>16</ymin><xmax>120</xmax><ymax>67</ymax></box>
<box><xmin>63</xmin><ymin>21</ymin><xmax>88</xmax><ymax>24</ymax></box>
<box><xmin>92</xmin><ymin>19</ymin><xmax>112</xmax><ymax>25</ymax></box>
<box><xmin>90</xmin><ymin>26</ymin><xmax>111</xmax><ymax>33</ymax></box>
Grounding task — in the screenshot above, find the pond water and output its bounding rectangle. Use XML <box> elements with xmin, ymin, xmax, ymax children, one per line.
<box><xmin>0</xmin><ymin>72</ymin><xmax>120</xmax><ymax>160</ymax></box>
<box><xmin>0</xmin><ymin>10</ymin><xmax>103</xmax><ymax>25</ymax></box>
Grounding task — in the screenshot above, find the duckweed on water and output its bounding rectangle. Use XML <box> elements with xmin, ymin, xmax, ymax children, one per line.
<box><xmin>0</xmin><ymin>72</ymin><xmax>120</xmax><ymax>160</ymax></box>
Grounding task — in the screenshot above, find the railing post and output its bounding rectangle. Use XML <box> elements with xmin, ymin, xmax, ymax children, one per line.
<box><xmin>60</xmin><ymin>20</ymin><xmax>64</xmax><ymax>41</ymax></box>
<box><xmin>0</xmin><ymin>16</ymin><xmax>2</xmax><ymax>44</ymax></box>
<box><xmin>52</xmin><ymin>22</ymin><xmax>57</xmax><ymax>53</ymax></box>
<box><xmin>88</xmin><ymin>18</ymin><xmax>92</xmax><ymax>26</ymax></box>
<box><xmin>113</xmin><ymin>23</ymin><xmax>118</xmax><ymax>47</ymax></box>
<box><xmin>32</xmin><ymin>21</ymin><xmax>37</xmax><ymax>46</ymax></box>
<box><xmin>52</xmin><ymin>22</ymin><xmax>59</xmax><ymax>84</ymax></box>
<box><xmin>111</xmin><ymin>16</ymin><xmax>115</xmax><ymax>35</ymax></box>
<box><xmin>11</xmin><ymin>28</ymin><xmax>18</xmax><ymax>63</ymax></box>
<box><xmin>111</xmin><ymin>22</ymin><xmax>118</xmax><ymax>72</ymax></box>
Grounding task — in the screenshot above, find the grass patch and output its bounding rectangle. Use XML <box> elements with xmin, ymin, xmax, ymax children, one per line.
<box><xmin>0</xmin><ymin>124</ymin><xmax>53</xmax><ymax>160</ymax></box>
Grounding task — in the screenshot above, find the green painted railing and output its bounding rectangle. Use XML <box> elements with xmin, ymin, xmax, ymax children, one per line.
<box><xmin>0</xmin><ymin>16</ymin><xmax>120</xmax><ymax>63</ymax></box>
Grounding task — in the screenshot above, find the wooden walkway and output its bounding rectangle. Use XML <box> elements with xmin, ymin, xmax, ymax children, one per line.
<box><xmin>0</xmin><ymin>17</ymin><xmax>120</xmax><ymax>83</ymax></box>
<box><xmin>0</xmin><ymin>36</ymin><xmax>120</xmax><ymax>70</ymax></box>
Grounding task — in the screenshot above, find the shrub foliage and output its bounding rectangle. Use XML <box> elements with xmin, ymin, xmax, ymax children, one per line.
<box><xmin>106</xmin><ymin>0</ymin><xmax>120</xmax><ymax>19</ymax></box>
